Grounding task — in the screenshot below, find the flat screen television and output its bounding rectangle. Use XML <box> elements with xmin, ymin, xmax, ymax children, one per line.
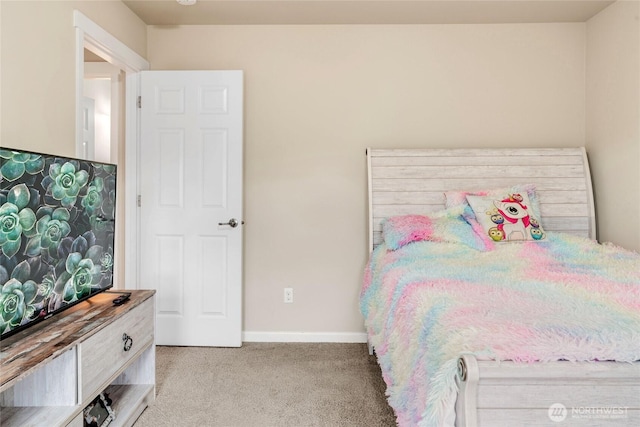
<box><xmin>0</xmin><ymin>147</ymin><xmax>117</xmax><ymax>339</ymax></box>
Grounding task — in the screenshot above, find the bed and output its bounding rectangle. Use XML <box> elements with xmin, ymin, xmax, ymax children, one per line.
<box><xmin>361</xmin><ymin>147</ymin><xmax>640</xmax><ymax>426</ymax></box>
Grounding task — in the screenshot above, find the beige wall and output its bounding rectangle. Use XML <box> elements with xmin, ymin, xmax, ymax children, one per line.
<box><xmin>586</xmin><ymin>0</ymin><xmax>640</xmax><ymax>252</ymax></box>
<box><xmin>0</xmin><ymin>0</ymin><xmax>146</xmax><ymax>155</ymax></box>
<box><xmin>1</xmin><ymin>1</ymin><xmax>146</xmax><ymax>292</ymax></box>
<box><xmin>148</xmin><ymin>23</ymin><xmax>587</xmax><ymax>335</ymax></box>
<box><xmin>2</xmin><ymin>1</ymin><xmax>636</xmax><ymax>338</ymax></box>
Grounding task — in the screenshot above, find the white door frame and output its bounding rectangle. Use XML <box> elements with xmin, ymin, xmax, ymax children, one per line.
<box><xmin>74</xmin><ymin>11</ymin><xmax>149</xmax><ymax>289</ymax></box>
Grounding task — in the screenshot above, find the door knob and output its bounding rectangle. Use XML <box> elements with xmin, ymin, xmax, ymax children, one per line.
<box><xmin>218</xmin><ymin>218</ymin><xmax>239</xmax><ymax>228</ymax></box>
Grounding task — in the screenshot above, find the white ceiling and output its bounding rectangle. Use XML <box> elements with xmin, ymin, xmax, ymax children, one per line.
<box><xmin>122</xmin><ymin>0</ymin><xmax>615</xmax><ymax>26</ymax></box>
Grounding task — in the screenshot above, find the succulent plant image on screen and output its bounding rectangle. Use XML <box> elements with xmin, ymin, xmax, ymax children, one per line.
<box><xmin>0</xmin><ymin>148</ymin><xmax>117</xmax><ymax>338</ymax></box>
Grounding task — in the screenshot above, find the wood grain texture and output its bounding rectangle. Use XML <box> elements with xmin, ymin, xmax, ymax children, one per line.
<box><xmin>0</xmin><ymin>348</ymin><xmax>77</xmax><ymax>406</ymax></box>
<box><xmin>456</xmin><ymin>356</ymin><xmax>640</xmax><ymax>426</ymax></box>
<box><xmin>80</xmin><ymin>298</ymin><xmax>154</xmax><ymax>400</ymax></box>
<box><xmin>0</xmin><ymin>290</ymin><xmax>155</xmax><ymax>391</ymax></box>
<box><xmin>104</xmin><ymin>383</ymin><xmax>155</xmax><ymax>427</ymax></box>
<box><xmin>0</xmin><ymin>406</ymin><xmax>77</xmax><ymax>427</ymax></box>
<box><xmin>476</xmin><ymin>409</ymin><xmax>639</xmax><ymax>426</ymax></box>
<box><xmin>0</xmin><ymin>290</ymin><xmax>156</xmax><ymax>427</ymax></box>
<box><xmin>367</xmin><ymin>147</ymin><xmax>596</xmax><ymax>250</ymax></box>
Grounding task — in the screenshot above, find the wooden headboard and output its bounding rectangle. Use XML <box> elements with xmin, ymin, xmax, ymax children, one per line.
<box><xmin>367</xmin><ymin>147</ymin><xmax>596</xmax><ymax>251</ymax></box>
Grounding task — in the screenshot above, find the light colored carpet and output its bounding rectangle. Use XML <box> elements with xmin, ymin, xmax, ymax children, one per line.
<box><xmin>133</xmin><ymin>342</ymin><xmax>396</xmax><ymax>427</ymax></box>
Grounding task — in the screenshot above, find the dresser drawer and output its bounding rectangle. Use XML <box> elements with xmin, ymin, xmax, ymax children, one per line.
<box><xmin>79</xmin><ymin>298</ymin><xmax>154</xmax><ymax>400</ymax></box>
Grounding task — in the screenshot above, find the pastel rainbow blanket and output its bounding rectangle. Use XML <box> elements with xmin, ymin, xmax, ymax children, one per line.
<box><xmin>360</xmin><ymin>232</ymin><xmax>640</xmax><ymax>427</ymax></box>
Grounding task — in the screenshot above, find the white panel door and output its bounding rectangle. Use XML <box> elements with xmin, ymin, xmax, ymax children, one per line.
<box><xmin>140</xmin><ymin>71</ymin><xmax>243</xmax><ymax>347</ymax></box>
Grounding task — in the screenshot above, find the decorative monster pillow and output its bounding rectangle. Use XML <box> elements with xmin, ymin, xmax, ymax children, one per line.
<box><xmin>444</xmin><ymin>184</ymin><xmax>544</xmax><ymax>238</ymax></box>
<box><xmin>466</xmin><ymin>191</ymin><xmax>546</xmax><ymax>242</ymax></box>
<box><xmin>444</xmin><ymin>184</ymin><xmax>542</xmax><ymax>218</ymax></box>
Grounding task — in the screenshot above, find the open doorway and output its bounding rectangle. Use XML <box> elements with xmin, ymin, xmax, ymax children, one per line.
<box><xmin>80</xmin><ymin>47</ymin><xmax>127</xmax><ymax>289</ymax></box>
<box><xmin>74</xmin><ymin>11</ymin><xmax>149</xmax><ymax>289</ymax></box>
<box><xmin>83</xmin><ymin>49</ymin><xmax>123</xmax><ymax>165</ymax></box>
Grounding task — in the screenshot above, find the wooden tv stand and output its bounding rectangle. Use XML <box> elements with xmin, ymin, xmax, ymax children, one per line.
<box><xmin>0</xmin><ymin>290</ymin><xmax>155</xmax><ymax>427</ymax></box>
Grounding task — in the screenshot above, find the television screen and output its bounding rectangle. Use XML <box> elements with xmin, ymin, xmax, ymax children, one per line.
<box><xmin>0</xmin><ymin>148</ymin><xmax>117</xmax><ymax>339</ymax></box>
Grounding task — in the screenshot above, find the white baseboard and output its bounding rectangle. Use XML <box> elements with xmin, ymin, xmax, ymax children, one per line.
<box><xmin>242</xmin><ymin>331</ymin><xmax>368</xmax><ymax>343</ymax></box>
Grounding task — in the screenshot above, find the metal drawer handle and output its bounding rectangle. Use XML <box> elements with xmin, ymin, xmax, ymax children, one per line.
<box><xmin>122</xmin><ymin>333</ymin><xmax>133</xmax><ymax>352</ymax></box>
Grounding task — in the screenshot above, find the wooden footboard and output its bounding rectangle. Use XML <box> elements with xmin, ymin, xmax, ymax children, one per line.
<box><xmin>455</xmin><ymin>355</ymin><xmax>640</xmax><ymax>426</ymax></box>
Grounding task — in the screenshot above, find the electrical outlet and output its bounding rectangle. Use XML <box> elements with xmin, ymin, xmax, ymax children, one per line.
<box><xmin>284</xmin><ymin>288</ymin><xmax>294</xmax><ymax>303</ymax></box>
